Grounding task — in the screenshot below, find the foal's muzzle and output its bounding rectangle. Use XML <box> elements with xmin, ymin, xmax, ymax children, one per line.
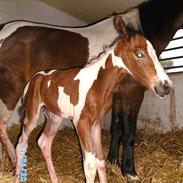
<box><xmin>154</xmin><ymin>80</ymin><xmax>173</xmax><ymax>97</ymax></box>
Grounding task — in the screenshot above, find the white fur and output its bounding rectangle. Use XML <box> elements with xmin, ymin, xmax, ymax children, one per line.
<box><xmin>47</xmin><ymin>80</ymin><xmax>51</xmax><ymax>88</ymax></box>
<box><xmin>146</xmin><ymin>40</ymin><xmax>171</xmax><ymax>83</ymax></box>
<box><xmin>111</xmin><ymin>51</ymin><xmax>133</xmax><ymax>75</ymax></box>
<box><xmin>23</xmin><ymin>70</ymin><xmax>56</xmax><ymax>97</ymax></box>
<box><xmin>0</xmin><ymin>8</ymin><xmax>141</xmax><ymax>61</ymax></box>
<box><xmin>57</xmin><ymin>86</ymin><xmax>74</xmax><ymax>119</ymax></box>
<box><xmin>73</xmin><ymin>49</ymin><xmax>112</xmax><ymax>124</ymax></box>
<box><xmin>84</xmin><ymin>152</ymin><xmax>96</xmax><ymax>183</ymax></box>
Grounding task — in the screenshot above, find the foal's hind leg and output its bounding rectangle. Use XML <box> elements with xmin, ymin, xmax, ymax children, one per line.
<box><xmin>76</xmin><ymin>118</ymin><xmax>97</xmax><ymax>183</ymax></box>
<box><xmin>15</xmin><ymin>106</ymin><xmax>41</xmax><ymax>182</ymax></box>
<box><xmin>38</xmin><ymin>112</ymin><xmax>63</xmax><ymax>183</ymax></box>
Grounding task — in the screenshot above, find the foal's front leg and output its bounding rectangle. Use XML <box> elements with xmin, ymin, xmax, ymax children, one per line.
<box><xmin>92</xmin><ymin>123</ymin><xmax>107</xmax><ymax>183</ymax></box>
<box><xmin>76</xmin><ymin>118</ymin><xmax>97</xmax><ymax>183</ymax></box>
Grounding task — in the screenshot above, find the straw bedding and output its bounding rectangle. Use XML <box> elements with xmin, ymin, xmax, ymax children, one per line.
<box><xmin>0</xmin><ymin>124</ymin><xmax>183</xmax><ymax>183</ymax></box>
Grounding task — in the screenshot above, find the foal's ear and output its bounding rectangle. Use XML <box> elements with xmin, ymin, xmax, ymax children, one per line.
<box><xmin>113</xmin><ymin>15</ymin><xmax>128</xmax><ymax>39</ymax></box>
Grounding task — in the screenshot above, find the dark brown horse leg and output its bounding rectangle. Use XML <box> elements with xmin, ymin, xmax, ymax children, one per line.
<box><xmin>0</xmin><ymin>117</ymin><xmax>16</xmax><ymax>169</ymax></box>
<box><xmin>120</xmin><ymin>83</ymin><xmax>145</xmax><ymax>182</ymax></box>
<box><xmin>107</xmin><ymin>77</ymin><xmax>145</xmax><ymax>182</ymax></box>
<box><xmin>107</xmin><ymin>91</ymin><xmax>122</xmax><ymax>165</ymax></box>
<box><xmin>120</xmin><ymin>109</ymin><xmax>140</xmax><ymax>182</ymax></box>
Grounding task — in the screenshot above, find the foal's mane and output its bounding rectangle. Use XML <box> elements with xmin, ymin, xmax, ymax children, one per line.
<box><xmin>87</xmin><ymin>27</ymin><xmax>140</xmax><ymax>65</ymax></box>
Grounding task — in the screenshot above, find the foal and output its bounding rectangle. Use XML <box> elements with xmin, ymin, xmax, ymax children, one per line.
<box><xmin>15</xmin><ymin>16</ymin><xmax>172</xmax><ymax>183</ymax></box>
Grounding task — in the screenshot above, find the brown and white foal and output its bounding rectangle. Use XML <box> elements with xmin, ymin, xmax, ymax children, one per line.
<box><xmin>15</xmin><ymin>16</ymin><xmax>172</xmax><ymax>183</ymax></box>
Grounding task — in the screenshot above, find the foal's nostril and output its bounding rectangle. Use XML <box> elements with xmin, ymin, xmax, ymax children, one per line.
<box><xmin>163</xmin><ymin>80</ymin><xmax>170</xmax><ymax>90</ymax></box>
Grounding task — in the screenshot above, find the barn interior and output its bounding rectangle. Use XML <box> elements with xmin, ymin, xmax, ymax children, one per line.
<box><xmin>0</xmin><ymin>0</ymin><xmax>183</xmax><ymax>182</ymax></box>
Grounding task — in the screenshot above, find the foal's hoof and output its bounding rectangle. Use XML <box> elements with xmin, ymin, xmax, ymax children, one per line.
<box><xmin>125</xmin><ymin>174</ymin><xmax>141</xmax><ymax>183</ymax></box>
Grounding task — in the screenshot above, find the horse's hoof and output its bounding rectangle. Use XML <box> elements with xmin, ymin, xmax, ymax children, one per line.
<box><xmin>107</xmin><ymin>154</ymin><xmax>120</xmax><ymax>166</ymax></box>
<box><xmin>126</xmin><ymin>174</ymin><xmax>141</xmax><ymax>183</ymax></box>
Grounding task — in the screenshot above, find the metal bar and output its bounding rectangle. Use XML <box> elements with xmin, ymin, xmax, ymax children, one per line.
<box><xmin>160</xmin><ymin>55</ymin><xmax>183</xmax><ymax>61</ymax></box>
<box><xmin>164</xmin><ymin>46</ymin><xmax>183</xmax><ymax>52</ymax></box>
<box><xmin>172</xmin><ymin>36</ymin><xmax>183</xmax><ymax>41</ymax></box>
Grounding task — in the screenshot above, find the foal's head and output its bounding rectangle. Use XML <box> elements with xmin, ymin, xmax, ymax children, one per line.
<box><xmin>113</xmin><ymin>16</ymin><xmax>172</xmax><ymax>97</ymax></box>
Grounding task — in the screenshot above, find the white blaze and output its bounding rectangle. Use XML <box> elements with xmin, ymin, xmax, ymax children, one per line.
<box><xmin>146</xmin><ymin>40</ymin><xmax>171</xmax><ymax>83</ymax></box>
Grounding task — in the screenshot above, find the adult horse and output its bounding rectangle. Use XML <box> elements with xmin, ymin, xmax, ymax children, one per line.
<box><xmin>0</xmin><ymin>0</ymin><xmax>181</xmax><ymax>182</ymax></box>
<box><xmin>107</xmin><ymin>0</ymin><xmax>183</xmax><ymax>182</ymax></box>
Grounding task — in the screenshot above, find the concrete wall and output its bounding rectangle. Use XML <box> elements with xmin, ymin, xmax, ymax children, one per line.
<box><xmin>137</xmin><ymin>72</ymin><xmax>183</xmax><ymax>132</ymax></box>
<box><xmin>101</xmin><ymin>72</ymin><xmax>183</xmax><ymax>133</ymax></box>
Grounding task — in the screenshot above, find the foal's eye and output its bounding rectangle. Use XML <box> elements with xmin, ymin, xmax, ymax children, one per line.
<box><xmin>134</xmin><ymin>51</ymin><xmax>145</xmax><ymax>59</ymax></box>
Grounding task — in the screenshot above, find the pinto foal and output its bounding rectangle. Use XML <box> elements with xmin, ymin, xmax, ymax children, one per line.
<box><xmin>15</xmin><ymin>16</ymin><xmax>171</xmax><ymax>183</ymax></box>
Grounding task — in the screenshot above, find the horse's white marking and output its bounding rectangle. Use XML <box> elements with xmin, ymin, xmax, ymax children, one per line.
<box><xmin>126</xmin><ymin>174</ymin><xmax>140</xmax><ymax>181</ymax></box>
<box><xmin>111</xmin><ymin>51</ymin><xmax>133</xmax><ymax>75</ymax></box>
<box><xmin>57</xmin><ymin>86</ymin><xmax>74</xmax><ymax>119</ymax></box>
<box><xmin>47</xmin><ymin>80</ymin><xmax>51</xmax><ymax>88</ymax></box>
<box><xmin>0</xmin><ymin>8</ymin><xmax>141</xmax><ymax>61</ymax></box>
<box><xmin>146</xmin><ymin>40</ymin><xmax>171</xmax><ymax>83</ymax></box>
<box><xmin>38</xmin><ymin>70</ymin><xmax>56</xmax><ymax>76</ymax></box>
<box><xmin>23</xmin><ymin>70</ymin><xmax>56</xmax><ymax>97</ymax></box>
<box><xmin>73</xmin><ymin>49</ymin><xmax>112</xmax><ymax>124</ymax></box>
<box><xmin>84</xmin><ymin>152</ymin><xmax>96</xmax><ymax>182</ymax></box>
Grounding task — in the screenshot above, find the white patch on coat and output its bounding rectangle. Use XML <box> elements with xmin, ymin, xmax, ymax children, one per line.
<box><xmin>57</xmin><ymin>86</ymin><xmax>74</xmax><ymax>119</ymax></box>
<box><xmin>84</xmin><ymin>152</ymin><xmax>96</xmax><ymax>181</ymax></box>
<box><xmin>73</xmin><ymin>50</ymin><xmax>112</xmax><ymax>124</ymax></box>
<box><xmin>23</xmin><ymin>70</ymin><xmax>56</xmax><ymax>97</ymax></box>
<box><xmin>38</xmin><ymin>70</ymin><xmax>56</xmax><ymax>76</ymax></box>
<box><xmin>146</xmin><ymin>40</ymin><xmax>171</xmax><ymax>84</ymax></box>
<box><xmin>47</xmin><ymin>80</ymin><xmax>51</xmax><ymax>88</ymax></box>
<box><xmin>0</xmin><ymin>8</ymin><xmax>141</xmax><ymax>61</ymax></box>
<box><xmin>111</xmin><ymin>51</ymin><xmax>133</xmax><ymax>75</ymax></box>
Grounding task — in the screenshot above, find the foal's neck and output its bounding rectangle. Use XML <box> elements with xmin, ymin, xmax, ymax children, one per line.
<box><xmin>93</xmin><ymin>50</ymin><xmax>128</xmax><ymax>97</ymax></box>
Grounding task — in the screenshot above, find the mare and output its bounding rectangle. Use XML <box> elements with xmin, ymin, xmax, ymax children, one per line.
<box><xmin>107</xmin><ymin>0</ymin><xmax>183</xmax><ymax>182</ymax></box>
<box><xmin>0</xmin><ymin>0</ymin><xmax>181</xmax><ymax>182</ymax></box>
<box><xmin>14</xmin><ymin>16</ymin><xmax>172</xmax><ymax>183</ymax></box>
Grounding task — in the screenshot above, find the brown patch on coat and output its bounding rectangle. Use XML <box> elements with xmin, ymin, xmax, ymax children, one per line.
<box><xmin>0</xmin><ymin>25</ymin><xmax>89</xmax><ymax>110</ymax></box>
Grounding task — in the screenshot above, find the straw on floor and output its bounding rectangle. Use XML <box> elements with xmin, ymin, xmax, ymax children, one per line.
<box><xmin>0</xmin><ymin>124</ymin><xmax>183</xmax><ymax>183</ymax></box>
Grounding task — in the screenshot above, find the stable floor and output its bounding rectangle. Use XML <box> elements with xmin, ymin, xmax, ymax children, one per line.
<box><xmin>0</xmin><ymin>125</ymin><xmax>183</xmax><ymax>183</ymax></box>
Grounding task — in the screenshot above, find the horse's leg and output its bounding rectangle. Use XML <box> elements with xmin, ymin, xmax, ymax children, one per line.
<box><xmin>107</xmin><ymin>76</ymin><xmax>145</xmax><ymax>183</ymax></box>
<box><xmin>0</xmin><ymin>113</ymin><xmax>16</xmax><ymax>168</ymax></box>
<box><xmin>120</xmin><ymin>80</ymin><xmax>145</xmax><ymax>183</ymax></box>
<box><xmin>92</xmin><ymin>123</ymin><xmax>107</xmax><ymax>183</ymax></box>
<box><xmin>107</xmin><ymin>90</ymin><xmax>122</xmax><ymax>165</ymax></box>
<box><xmin>15</xmin><ymin>97</ymin><xmax>42</xmax><ymax>182</ymax></box>
<box><xmin>15</xmin><ymin>113</ymin><xmax>40</xmax><ymax>183</ymax></box>
<box><xmin>38</xmin><ymin>112</ymin><xmax>63</xmax><ymax>183</ymax></box>
<box><xmin>76</xmin><ymin>118</ymin><xmax>97</xmax><ymax>183</ymax></box>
